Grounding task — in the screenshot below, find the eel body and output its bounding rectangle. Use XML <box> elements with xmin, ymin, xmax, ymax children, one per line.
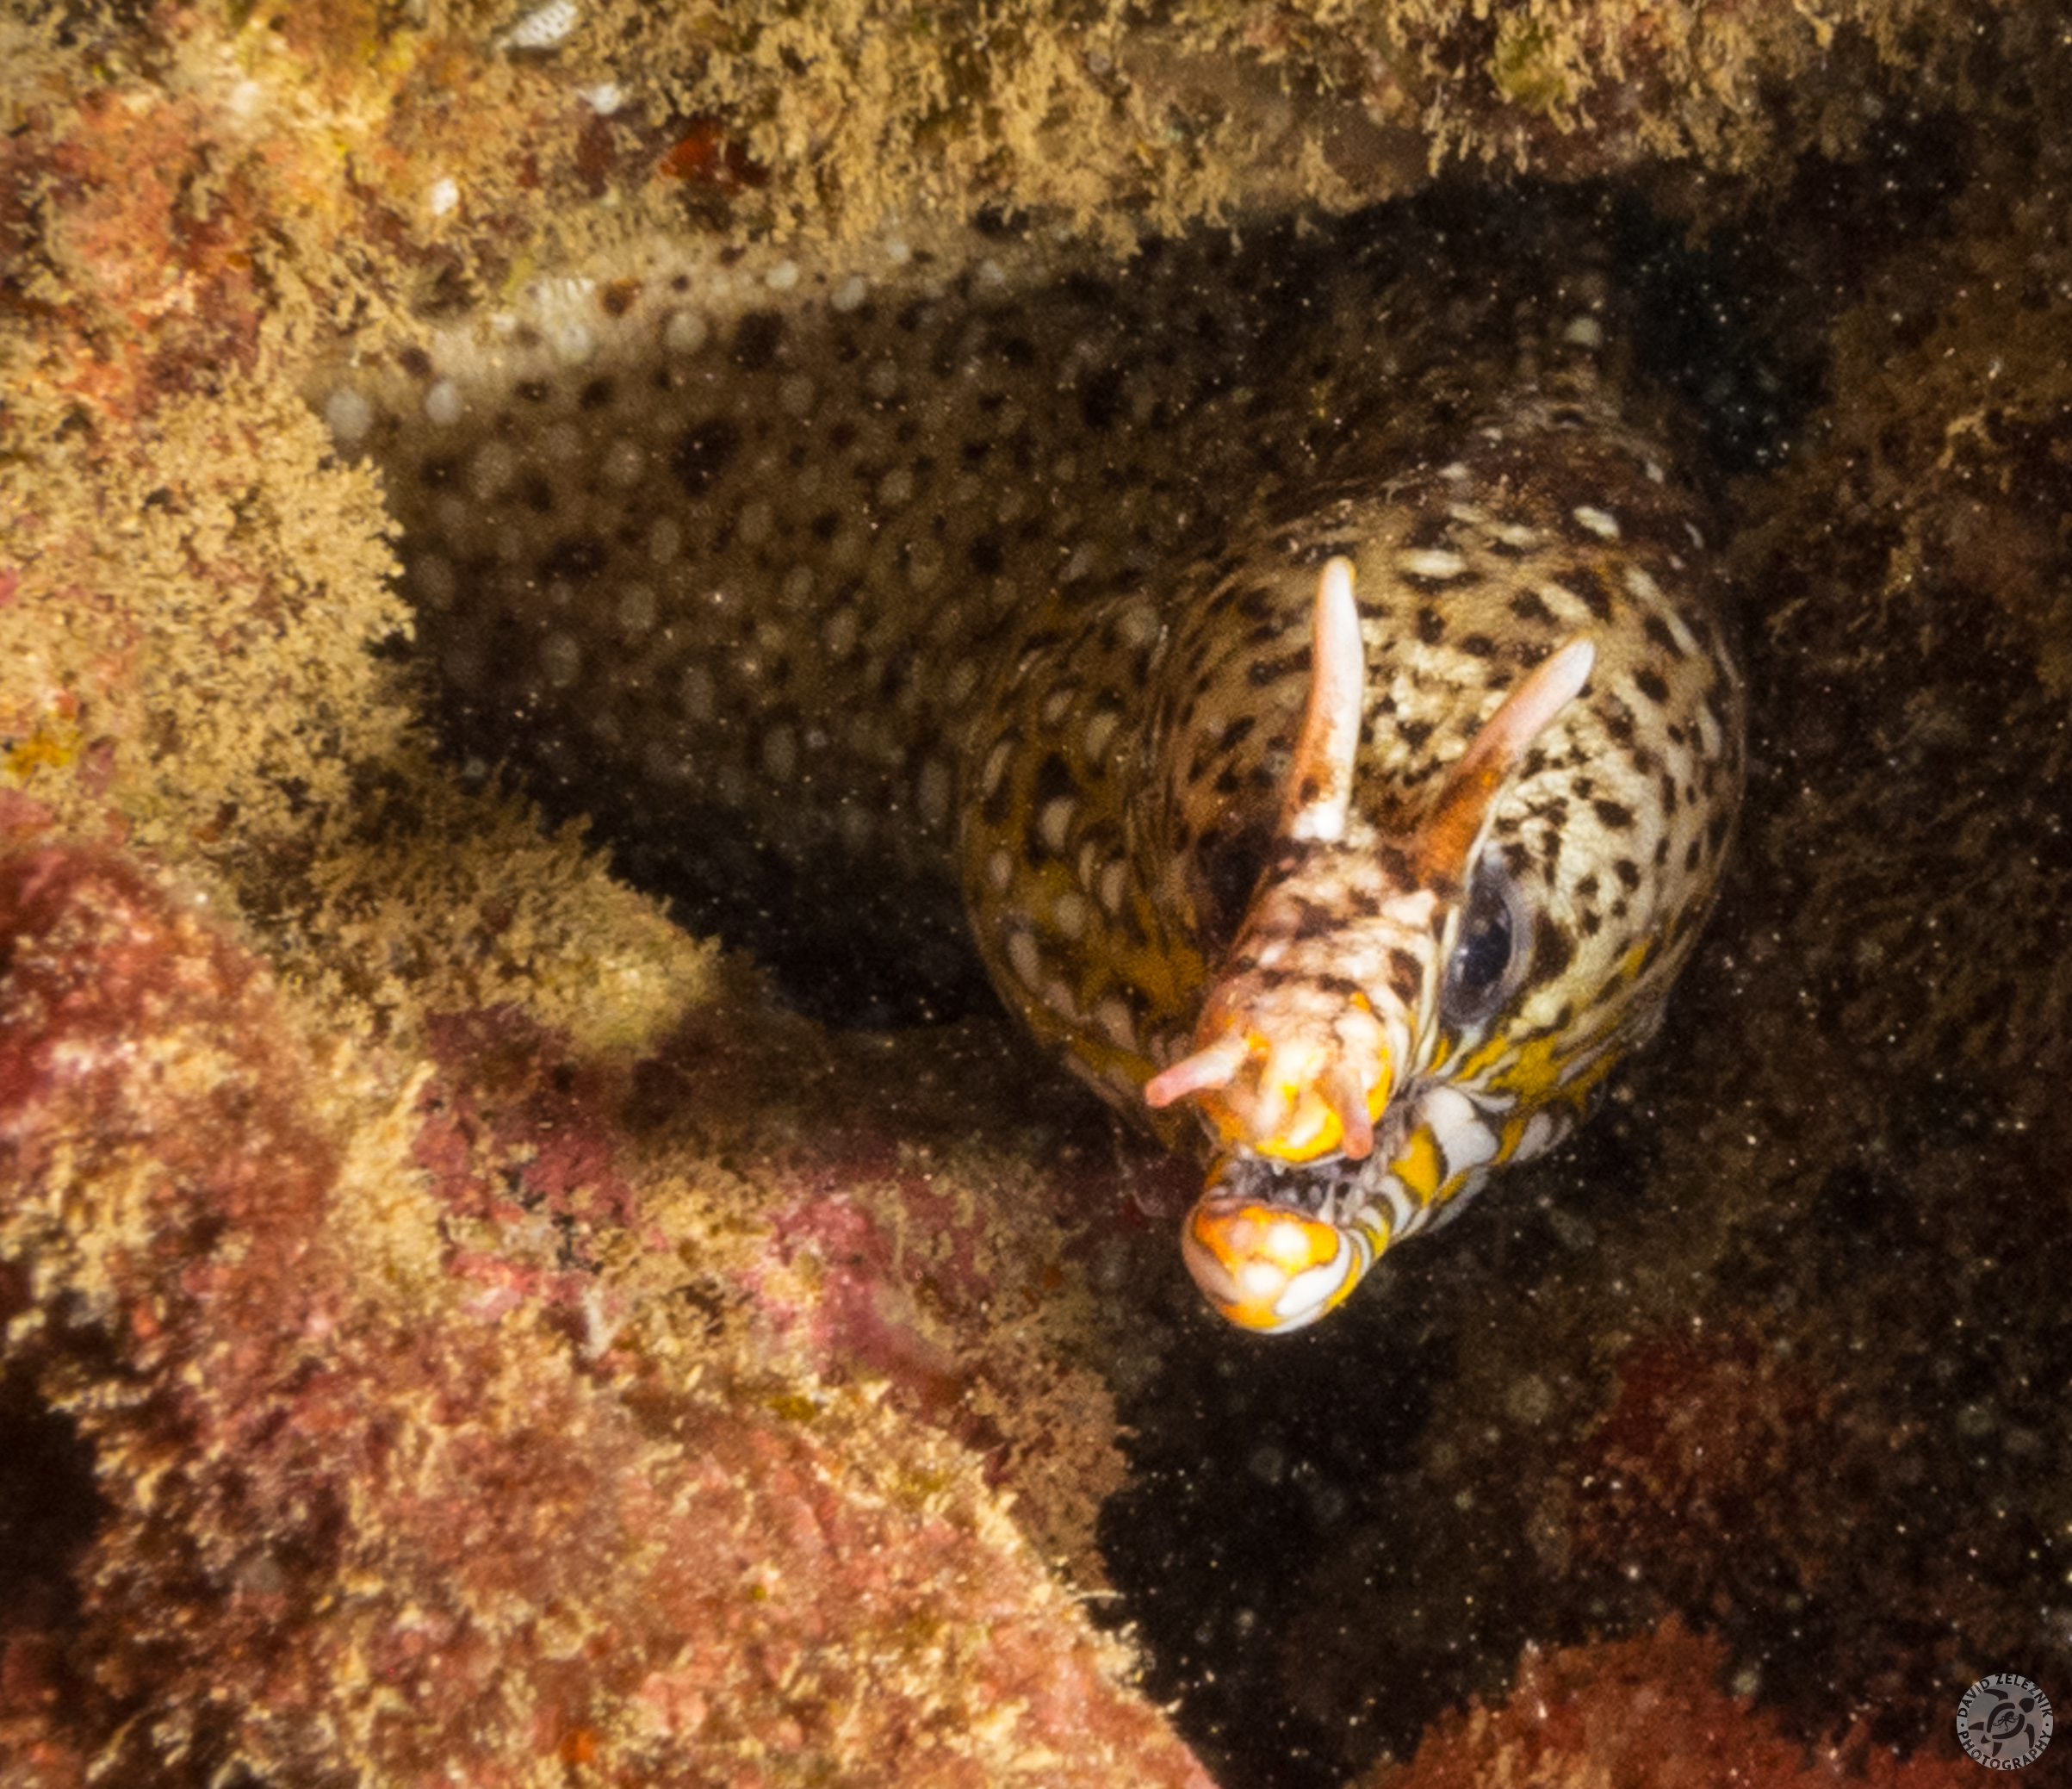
<box><xmin>325</xmin><ymin>199</ymin><xmax>1744</xmax><ymax>1332</ymax></box>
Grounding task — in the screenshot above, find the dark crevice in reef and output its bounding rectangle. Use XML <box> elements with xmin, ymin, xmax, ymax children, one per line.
<box><xmin>0</xmin><ymin>1369</ymin><xmax>107</xmax><ymax>1652</ymax></box>
<box><xmin>1096</xmin><ymin>1065</ymin><xmax>1676</xmax><ymax>1789</ymax></box>
<box><xmin>611</xmin><ymin>816</ymin><xmax>999</xmax><ymax>1031</ymax></box>
<box><xmin>1096</xmin><ymin>1283</ymin><xmax>1449</xmax><ymax>1788</ymax></box>
<box><xmin>452</xmin><ymin>754</ymin><xmax>1002</xmax><ymax>1029</ymax></box>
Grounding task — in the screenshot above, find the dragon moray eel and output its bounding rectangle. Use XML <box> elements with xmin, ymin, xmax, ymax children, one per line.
<box><xmin>326</xmin><ymin>195</ymin><xmax>1744</xmax><ymax>1333</ymax></box>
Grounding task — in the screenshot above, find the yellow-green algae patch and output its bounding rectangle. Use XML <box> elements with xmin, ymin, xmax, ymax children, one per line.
<box><xmin>1</xmin><ymin>4</ymin><xmax>1167</xmax><ymax>1778</ymax></box>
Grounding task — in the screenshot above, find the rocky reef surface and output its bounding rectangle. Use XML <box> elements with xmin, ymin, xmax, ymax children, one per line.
<box><xmin>3</xmin><ymin>2</ymin><xmax>2070</xmax><ymax>1785</ymax></box>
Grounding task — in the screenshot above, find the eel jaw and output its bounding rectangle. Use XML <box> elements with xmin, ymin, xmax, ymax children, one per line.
<box><xmin>1181</xmin><ymin>1192</ymin><xmax>1382</xmax><ymax>1333</ymax></box>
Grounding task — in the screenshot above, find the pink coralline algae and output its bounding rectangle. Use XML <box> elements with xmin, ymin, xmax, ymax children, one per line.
<box><xmin>0</xmin><ymin>846</ymin><xmax>1210</xmax><ymax>1786</ymax></box>
<box><xmin>1566</xmin><ymin>1320</ymin><xmax>1838</xmax><ymax>1606</ymax></box>
<box><xmin>1366</xmin><ymin>1618</ymin><xmax>1977</xmax><ymax>1789</ymax></box>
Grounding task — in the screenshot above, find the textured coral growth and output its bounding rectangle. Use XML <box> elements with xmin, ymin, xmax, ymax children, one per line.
<box><xmin>1368</xmin><ymin>1617</ymin><xmax>1976</xmax><ymax>1789</ymax></box>
<box><xmin>1568</xmin><ymin>1320</ymin><xmax>1837</xmax><ymax>1606</ymax></box>
<box><xmin>0</xmin><ymin>847</ymin><xmax>1205</xmax><ymax>1784</ymax></box>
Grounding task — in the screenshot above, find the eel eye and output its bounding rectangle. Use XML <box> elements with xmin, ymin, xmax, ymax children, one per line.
<box><xmin>1442</xmin><ymin>859</ymin><xmax>1529</xmax><ymax>1028</ymax></box>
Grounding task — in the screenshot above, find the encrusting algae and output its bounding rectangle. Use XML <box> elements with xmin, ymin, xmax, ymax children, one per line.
<box><xmin>4</xmin><ymin>0</ymin><xmax>2072</xmax><ymax>1785</ymax></box>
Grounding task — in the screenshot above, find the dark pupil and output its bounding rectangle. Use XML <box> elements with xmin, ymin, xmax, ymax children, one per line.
<box><xmin>1447</xmin><ymin>874</ymin><xmax>1514</xmax><ymax>1016</ymax></box>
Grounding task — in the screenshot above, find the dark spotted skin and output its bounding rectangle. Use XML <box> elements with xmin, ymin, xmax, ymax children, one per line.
<box><xmin>962</xmin><ymin>245</ymin><xmax>1743</xmax><ymax>1174</ymax></box>
<box><xmin>322</xmin><ymin>196</ymin><xmax>1744</xmax><ymax>1316</ymax></box>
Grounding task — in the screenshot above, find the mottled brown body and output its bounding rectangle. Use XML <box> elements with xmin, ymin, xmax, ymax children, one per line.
<box><xmin>968</xmin><ymin>367</ymin><xmax>1742</xmax><ymax>1115</ymax></box>
<box><xmin>326</xmin><ymin>198</ymin><xmax>1742</xmax><ymax>1328</ymax></box>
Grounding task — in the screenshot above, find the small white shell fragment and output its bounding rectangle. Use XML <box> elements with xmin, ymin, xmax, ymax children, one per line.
<box><xmin>501</xmin><ymin>0</ymin><xmax>578</xmax><ymax>50</ymax></box>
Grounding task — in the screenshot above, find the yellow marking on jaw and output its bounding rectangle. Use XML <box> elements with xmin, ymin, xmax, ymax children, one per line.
<box><xmin>1557</xmin><ymin>1043</ymin><xmax>1622</xmax><ymax>1106</ymax></box>
<box><xmin>1393</xmin><ymin>1124</ymin><xmax>1443</xmax><ymax>1202</ymax></box>
<box><xmin>1197</xmin><ymin>1009</ymin><xmax>1395</xmax><ymax>1165</ymax></box>
<box><xmin>1251</xmin><ymin>1038</ymin><xmax>1337</xmax><ymax>1162</ymax></box>
<box><xmin>1188</xmin><ymin>1032</ymin><xmax>1337</xmax><ymax>1160</ymax></box>
<box><xmin>1480</xmin><ymin>1027</ymin><xmax>1579</xmax><ymax>1104</ymax></box>
<box><xmin>1435</xmin><ymin>1166</ymin><xmax>1480</xmax><ymax>1208</ymax></box>
<box><xmin>1256</xmin><ymin>1107</ymin><xmax>1339</xmax><ymax>1163</ymax></box>
<box><xmin>1497</xmin><ymin>1109</ymin><xmax>1535</xmax><ymax>1164</ymax></box>
<box><xmin>1478</xmin><ymin>1028</ymin><xmax>1624</xmax><ymax>1127</ymax></box>
<box><xmin>1184</xmin><ymin>1198</ymin><xmax>1362</xmax><ymax>1332</ymax></box>
<box><xmin>1455</xmin><ymin>1029</ymin><xmax>1512</xmax><ymax>1084</ymax></box>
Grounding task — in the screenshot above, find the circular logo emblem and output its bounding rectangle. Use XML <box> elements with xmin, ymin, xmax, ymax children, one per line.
<box><xmin>1957</xmin><ymin>1675</ymin><xmax>2054</xmax><ymax>1769</ymax></box>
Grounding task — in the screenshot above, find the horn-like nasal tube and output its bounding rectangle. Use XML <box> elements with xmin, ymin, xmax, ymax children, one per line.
<box><xmin>1281</xmin><ymin>556</ymin><xmax>1366</xmax><ymax>845</ymax></box>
